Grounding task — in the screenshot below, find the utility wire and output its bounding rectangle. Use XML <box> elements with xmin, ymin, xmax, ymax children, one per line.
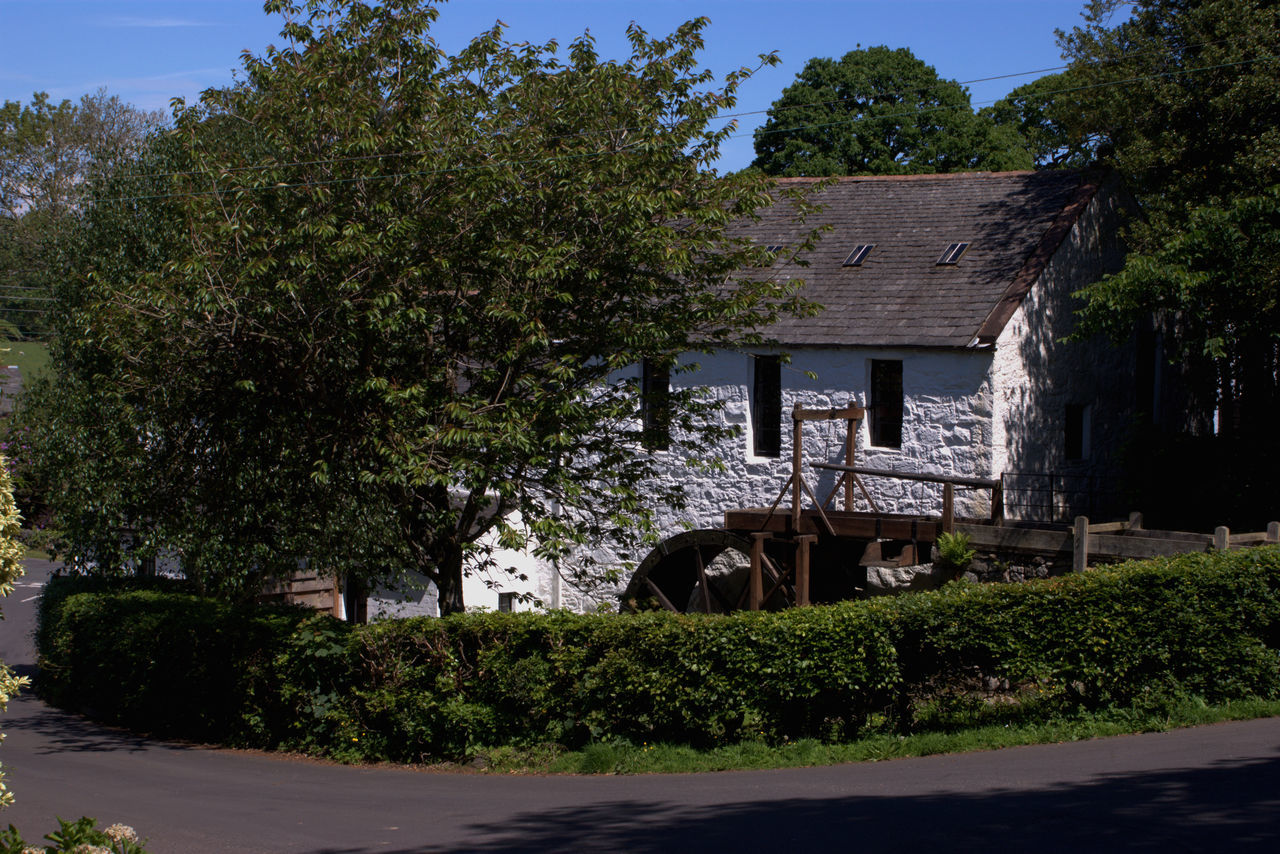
<box><xmin>95</xmin><ymin>30</ymin><xmax>1264</xmax><ymax>184</ymax></box>
<box><xmin>80</xmin><ymin>51</ymin><xmax>1277</xmax><ymax>207</ymax></box>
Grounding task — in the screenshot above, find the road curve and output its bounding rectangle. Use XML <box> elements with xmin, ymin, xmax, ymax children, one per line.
<box><xmin>3</xmin><ymin>559</ymin><xmax>1279</xmax><ymax>853</ymax></box>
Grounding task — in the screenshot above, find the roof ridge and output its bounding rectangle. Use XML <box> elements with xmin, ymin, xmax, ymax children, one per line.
<box><xmin>771</xmin><ymin>170</ymin><xmax>1048</xmax><ymax>185</ymax></box>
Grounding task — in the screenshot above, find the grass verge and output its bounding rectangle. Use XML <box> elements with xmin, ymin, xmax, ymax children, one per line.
<box><xmin>1</xmin><ymin>339</ymin><xmax>49</xmax><ymax>379</ymax></box>
<box><xmin>472</xmin><ymin>697</ymin><xmax>1280</xmax><ymax>775</ymax></box>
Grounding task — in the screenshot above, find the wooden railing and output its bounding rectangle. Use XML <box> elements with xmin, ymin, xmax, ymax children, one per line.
<box><xmin>811</xmin><ymin>462</ymin><xmax>1004</xmax><ymax>531</ymax></box>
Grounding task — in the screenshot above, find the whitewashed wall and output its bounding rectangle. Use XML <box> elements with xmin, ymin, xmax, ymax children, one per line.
<box><xmin>640</xmin><ymin>346</ymin><xmax>999</xmax><ymax>540</ymax></box>
<box><xmin>991</xmin><ymin>181</ymin><xmax>1135</xmax><ymax>519</ymax></box>
<box><xmin>364</xmin><ymin>513</ymin><xmax>544</xmax><ymax>618</ymax></box>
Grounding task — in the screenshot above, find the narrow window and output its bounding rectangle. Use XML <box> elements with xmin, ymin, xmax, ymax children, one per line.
<box><xmin>497</xmin><ymin>592</ymin><xmax>515</xmax><ymax>613</ymax></box>
<box><xmin>869</xmin><ymin>360</ymin><xmax>903</xmax><ymax>449</ymax></box>
<box><xmin>1065</xmin><ymin>403</ymin><xmax>1091</xmax><ymax>461</ymax></box>
<box><xmin>751</xmin><ymin>355</ymin><xmax>781</xmax><ymax>457</ymax></box>
<box><xmin>641</xmin><ymin>359</ymin><xmax>671</xmax><ymax>451</ymax></box>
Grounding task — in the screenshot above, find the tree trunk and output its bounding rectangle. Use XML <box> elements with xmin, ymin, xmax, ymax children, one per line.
<box><xmin>433</xmin><ymin>540</ymin><xmax>467</xmax><ymax>616</ymax></box>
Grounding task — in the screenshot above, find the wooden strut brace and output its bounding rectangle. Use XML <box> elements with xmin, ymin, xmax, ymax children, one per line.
<box><xmin>751</xmin><ymin>403</ymin><xmax>863</xmax><ymax>609</ymax></box>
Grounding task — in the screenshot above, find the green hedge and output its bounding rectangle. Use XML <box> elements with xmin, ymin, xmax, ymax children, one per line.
<box><xmin>35</xmin><ymin>547</ymin><xmax>1280</xmax><ymax>761</ymax></box>
<box><xmin>36</xmin><ymin>575</ymin><xmax>320</xmax><ymax>743</ymax></box>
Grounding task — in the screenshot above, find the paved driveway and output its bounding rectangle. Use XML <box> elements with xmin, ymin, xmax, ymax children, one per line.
<box><xmin>3</xmin><ymin>559</ymin><xmax>1280</xmax><ymax>853</ymax></box>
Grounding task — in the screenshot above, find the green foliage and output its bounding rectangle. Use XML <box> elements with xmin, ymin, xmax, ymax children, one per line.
<box><xmin>0</xmin><ymin>454</ymin><xmax>27</xmax><ymax>809</ymax></box>
<box><xmin>980</xmin><ymin>71</ymin><xmax>1100</xmax><ymax>168</ymax></box>
<box><xmin>22</xmin><ymin>0</ymin><xmax>822</xmax><ymax>609</ymax></box>
<box><xmin>0</xmin><ymin>817</ymin><xmax>147</xmax><ymax>853</ymax></box>
<box><xmin>1060</xmin><ymin>0</ymin><xmax>1280</xmax><ymax>223</ymax></box>
<box><xmin>35</xmin><ymin>547</ymin><xmax>1280</xmax><ymax>764</ymax></box>
<box><xmin>35</xmin><ymin>575</ymin><xmax>325</xmax><ymax>743</ymax></box>
<box><xmin>751</xmin><ymin>45</ymin><xmax>1033</xmax><ymax>176</ymax></box>
<box><xmin>934</xmin><ymin>531</ymin><xmax>976</xmax><ymax>574</ymax></box>
<box><xmin>1063</xmin><ymin>0</ymin><xmax>1280</xmax><ymax>451</ymax></box>
<box><xmin>1</xmin><ymin>91</ymin><xmax>164</xmax><ymax>338</ymax></box>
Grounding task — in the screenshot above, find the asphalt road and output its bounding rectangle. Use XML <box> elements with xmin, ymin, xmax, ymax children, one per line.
<box><xmin>3</xmin><ymin>558</ymin><xmax>1280</xmax><ymax>853</ymax></box>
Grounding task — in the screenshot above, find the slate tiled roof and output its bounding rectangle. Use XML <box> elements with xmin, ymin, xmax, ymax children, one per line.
<box><xmin>738</xmin><ymin>169</ymin><xmax>1105</xmax><ymax>349</ymax></box>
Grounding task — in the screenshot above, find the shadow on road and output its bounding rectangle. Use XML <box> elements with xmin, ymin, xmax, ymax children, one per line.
<box><xmin>304</xmin><ymin>752</ymin><xmax>1280</xmax><ymax>853</ymax></box>
<box><xmin>3</xmin><ymin>691</ymin><xmax>196</xmax><ymax>756</ymax></box>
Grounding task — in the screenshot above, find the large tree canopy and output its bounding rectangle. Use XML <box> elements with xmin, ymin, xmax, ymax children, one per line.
<box><xmin>1065</xmin><ymin>0</ymin><xmax>1280</xmax><ymax>430</ymax></box>
<box><xmin>750</xmin><ymin>45</ymin><xmax>1032</xmax><ymax>176</ymax></box>
<box><xmin>0</xmin><ymin>91</ymin><xmax>162</xmax><ymax>337</ymax></box>
<box><xmin>22</xmin><ymin>0</ymin><xmax>822</xmax><ymax>612</ymax></box>
<box><xmin>1060</xmin><ymin>0</ymin><xmax>1280</xmax><ymax>525</ymax></box>
<box><xmin>980</xmin><ymin>71</ymin><xmax>1100</xmax><ymax>169</ymax></box>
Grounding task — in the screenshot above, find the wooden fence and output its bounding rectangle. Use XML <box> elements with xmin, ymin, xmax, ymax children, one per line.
<box><xmin>257</xmin><ymin>570</ymin><xmax>342</xmax><ymax>616</ymax></box>
<box><xmin>956</xmin><ymin>512</ymin><xmax>1280</xmax><ymax>573</ymax></box>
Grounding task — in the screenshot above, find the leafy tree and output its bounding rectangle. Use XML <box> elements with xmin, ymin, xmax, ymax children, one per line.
<box><xmin>0</xmin><ymin>91</ymin><xmax>163</xmax><ymax>337</ymax></box>
<box><xmin>1058</xmin><ymin>0</ymin><xmax>1280</xmax><ymax>221</ymax></box>
<box><xmin>980</xmin><ymin>71</ymin><xmax>1100</xmax><ymax>168</ymax></box>
<box><xmin>23</xmin><ymin>0</ymin><xmax>821</xmax><ymax>613</ymax></box>
<box><xmin>751</xmin><ymin>45</ymin><xmax>1032</xmax><ymax>176</ymax></box>
<box><xmin>1061</xmin><ymin>0</ymin><xmax>1280</xmax><ymax>524</ymax></box>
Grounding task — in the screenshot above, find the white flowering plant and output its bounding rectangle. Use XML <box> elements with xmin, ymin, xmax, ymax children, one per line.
<box><xmin>0</xmin><ymin>817</ymin><xmax>146</xmax><ymax>854</ymax></box>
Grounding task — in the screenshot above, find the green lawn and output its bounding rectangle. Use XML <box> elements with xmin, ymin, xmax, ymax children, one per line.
<box><xmin>1</xmin><ymin>339</ymin><xmax>49</xmax><ymax>379</ymax></box>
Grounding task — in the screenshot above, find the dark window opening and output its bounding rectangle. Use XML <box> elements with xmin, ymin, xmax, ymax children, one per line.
<box><xmin>1065</xmin><ymin>403</ymin><xmax>1090</xmax><ymax>461</ymax></box>
<box><xmin>843</xmin><ymin>244</ymin><xmax>875</xmax><ymax>267</ymax></box>
<box><xmin>937</xmin><ymin>242</ymin><xmax>970</xmax><ymax>265</ymax></box>
<box><xmin>498</xmin><ymin>592</ymin><xmax>516</xmax><ymax>613</ymax></box>
<box><xmin>641</xmin><ymin>360</ymin><xmax>671</xmax><ymax>451</ymax></box>
<box><xmin>870</xmin><ymin>360</ymin><xmax>903</xmax><ymax>448</ymax></box>
<box><xmin>752</xmin><ymin>355</ymin><xmax>782</xmax><ymax>457</ymax></box>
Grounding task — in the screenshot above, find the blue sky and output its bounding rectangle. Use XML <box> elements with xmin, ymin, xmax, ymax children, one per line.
<box><xmin>1</xmin><ymin>0</ymin><xmax>1092</xmax><ymax>171</ymax></box>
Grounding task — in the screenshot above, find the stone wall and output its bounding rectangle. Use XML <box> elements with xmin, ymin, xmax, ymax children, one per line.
<box><xmin>991</xmin><ymin>177</ymin><xmax>1136</xmax><ymax>521</ymax></box>
<box><xmin>651</xmin><ymin>345</ymin><xmax>1000</xmax><ymax>533</ymax></box>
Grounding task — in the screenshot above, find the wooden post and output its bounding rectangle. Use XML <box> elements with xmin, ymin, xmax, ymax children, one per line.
<box><xmin>749</xmin><ymin>533</ymin><xmax>771</xmax><ymax>611</ymax></box>
<box><xmin>990</xmin><ymin>481</ymin><xmax>1004</xmax><ymax>526</ymax></box>
<box><xmin>795</xmin><ymin>535</ymin><xmax>816</xmax><ymax>607</ymax></box>
<box><xmin>844</xmin><ymin>414</ymin><xmax>857</xmax><ymax>511</ymax></box>
<box><xmin>1128</xmin><ymin>511</ymin><xmax>1144</xmax><ymax>531</ymax></box>
<box><xmin>941</xmin><ymin>483</ymin><xmax>955</xmax><ymax>534</ymax></box>
<box><xmin>1214</xmin><ymin>526</ymin><xmax>1230</xmax><ymax>551</ymax></box>
<box><xmin>1267</xmin><ymin>521</ymin><xmax>1279</xmax><ymax>543</ymax></box>
<box><xmin>1073</xmin><ymin>515</ymin><xmax>1089</xmax><ymax>572</ymax></box>
<box><xmin>791</xmin><ymin>405</ymin><xmax>804</xmax><ymax>530</ymax></box>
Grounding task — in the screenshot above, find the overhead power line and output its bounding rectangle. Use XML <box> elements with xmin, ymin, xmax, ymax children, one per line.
<box><xmin>95</xmin><ymin>31</ymin><xmax>1263</xmax><ymax>185</ymax></box>
<box><xmin>79</xmin><ymin>51</ymin><xmax>1276</xmax><ymax>207</ymax></box>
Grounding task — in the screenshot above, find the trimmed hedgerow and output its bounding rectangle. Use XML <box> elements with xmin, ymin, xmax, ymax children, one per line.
<box><xmin>35</xmin><ymin>547</ymin><xmax>1280</xmax><ymax>762</ymax></box>
<box><xmin>36</xmin><ymin>574</ymin><xmax>327</xmax><ymax>743</ymax></box>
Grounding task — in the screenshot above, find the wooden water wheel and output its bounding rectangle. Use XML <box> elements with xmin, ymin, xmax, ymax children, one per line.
<box><xmin>620</xmin><ymin>529</ymin><xmax>797</xmax><ymax>614</ymax></box>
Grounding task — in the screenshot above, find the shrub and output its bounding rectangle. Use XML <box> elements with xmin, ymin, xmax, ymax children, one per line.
<box><xmin>36</xmin><ymin>577</ymin><xmax>327</xmax><ymax>744</ymax></box>
<box><xmin>33</xmin><ymin>546</ymin><xmax>1280</xmax><ymax>762</ymax></box>
<box><xmin>0</xmin><ymin>816</ymin><xmax>147</xmax><ymax>853</ymax></box>
<box><xmin>934</xmin><ymin>531</ymin><xmax>976</xmax><ymax>575</ymax></box>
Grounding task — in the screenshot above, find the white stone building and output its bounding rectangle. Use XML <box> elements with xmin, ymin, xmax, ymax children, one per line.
<box><xmin>627</xmin><ymin>169</ymin><xmax>1144</xmax><ymax>534</ymax></box>
<box><xmin>372</xmin><ymin>168</ymin><xmax>1152</xmax><ymax>615</ymax></box>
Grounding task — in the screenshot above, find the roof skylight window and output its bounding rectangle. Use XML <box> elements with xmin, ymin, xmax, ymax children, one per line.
<box><xmin>937</xmin><ymin>242</ymin><xmax>970</xmax><ymax>265</ymax></box>
<box><xmin>843</xmin><ymin>244</ymin><xmax>875</xmax><ymax>267</ymax></box>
